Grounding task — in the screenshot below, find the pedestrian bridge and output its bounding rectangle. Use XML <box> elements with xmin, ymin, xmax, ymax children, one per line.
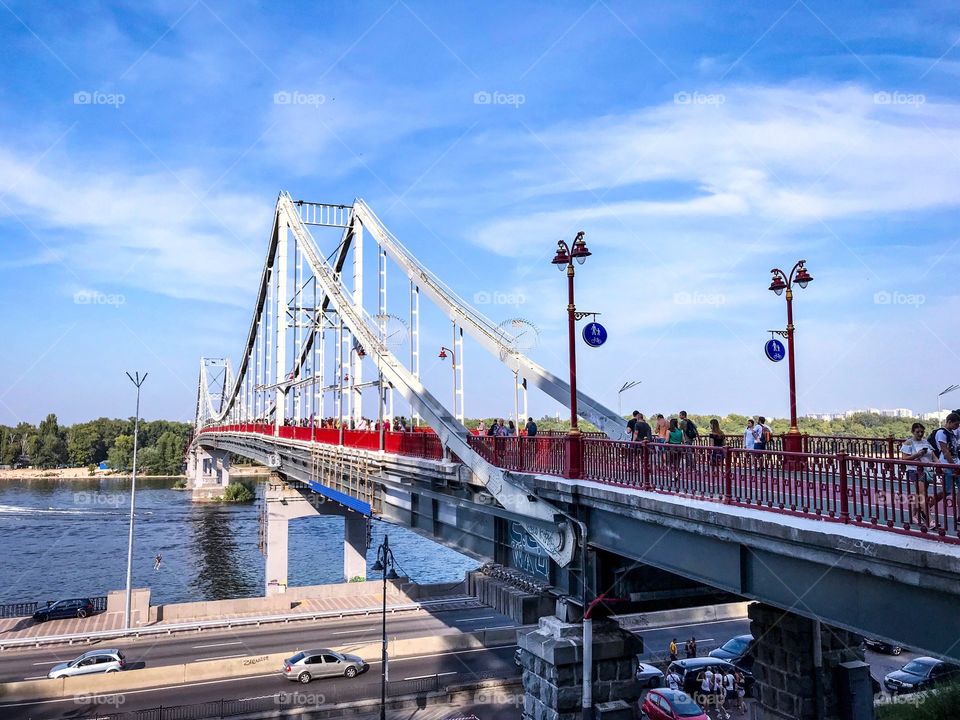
<box><xmin>187</xmin><ymin>193</ymin><xmax>960</xmax><ymax>717</ymax></box>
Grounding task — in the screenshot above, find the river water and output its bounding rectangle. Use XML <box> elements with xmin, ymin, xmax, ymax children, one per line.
<box><xmin>0</xmin><ymin>478</ymin><xmax>479</xmax><ymax>605</ymax></box>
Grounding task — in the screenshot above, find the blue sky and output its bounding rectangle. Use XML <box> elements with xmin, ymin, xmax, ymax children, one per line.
<box><xmin>0</xmin><ymin>0</ymin><xmax>958</xmax><ymax>425</ymax></box>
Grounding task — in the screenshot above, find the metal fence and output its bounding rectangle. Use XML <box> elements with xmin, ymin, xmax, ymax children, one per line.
<box><xmin>0</xmin><ymin>596</ymin><xmax>107</xmax><ymax>619</ymax></box>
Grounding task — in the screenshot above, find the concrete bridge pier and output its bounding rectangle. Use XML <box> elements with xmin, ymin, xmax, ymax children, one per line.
<box><xmin>188</xmin><ymin>446</ymin><xmax>231</xmax><ymax>501</ymax></box>
<box><xmin>749</xmin><ymin>603</ymin><xmax>867</xmax><ymax>720</ymax></box>
<box><xmin>264</xmin><ymin>475</ymin><xmax>369</xmax><ymax>595</ymax></box>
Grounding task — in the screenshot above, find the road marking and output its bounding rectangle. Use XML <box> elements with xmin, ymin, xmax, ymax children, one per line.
<box><xmin>23</xmin><ymin>675</ymin><xmax>47</xmax><ymax>680</ymax></box>
<box><xmin>367</xmin><ymin>645</ymin><xmax>517</xmax><ymax>665</ymax></box>
<box><xmin>31</xmin><ymin>661</ymin><xmax>60</xmax><ymax>665</ymax></box>
<box><xmin>331</xmin><ymin>628</ymin><xmax>374</xmax><ymax>635</ymax></box>
<box><xmin>479</xmin><ymin>625</ymin><xmax>518</xmax><ymax>630</ymax></box>
<box><xmin>238</xmin><ymin>694</ymin><xmax>277</xmax><ymax>701</ymax></box>
<box><xmin>192</xmin><ymin>641</ymin><xmax>244</xmax><ymax>649</ymax></box>
<box><xmin>404</xmin><ymin>671</ymin><xmax>457</xmax><ymax>680</ymax></box>
<box><xmin>458</xmin><ymin>616</ymin><xmax>496</xmax><ymax>622</ymax></box>
<box><xmin>193</xmin><ymin>654</ymin><xmax>246</xmax><ymax>662</ymax></box>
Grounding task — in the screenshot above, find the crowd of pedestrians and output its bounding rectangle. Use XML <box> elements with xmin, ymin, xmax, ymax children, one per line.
<box><xmin>665</xmin><ymin>636</ymin><xmax>746</xmax><ymax>717</ymax></box>
<box><xmin>625</xmin><ymin>410</ymin><xmax>772</xmax><ymax>451</ymax></box>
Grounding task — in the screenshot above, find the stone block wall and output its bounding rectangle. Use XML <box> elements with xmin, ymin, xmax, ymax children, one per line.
<box><xmin>518</xmin><ymin>616</ymin><xmax>642</xmax><ymax>720</ymax></box>
<box><xmin>749</xmin><ymin>603</ymin><xmax>865</xmax><ymax>720</ymax></box>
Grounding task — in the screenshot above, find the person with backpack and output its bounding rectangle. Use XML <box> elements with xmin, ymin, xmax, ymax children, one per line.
<box><xmin>932</xmin><ymin>413</ymin><xmax>960</xmax><ymax>511</ymax></box>
<box><xmin>679</xmin><ymin>411</ymin><xmax>699</xmax><ymax>444</ymax></box>
<box><xmin>754</xmin><ymin>416</ymin><xmax>771</xmax><ymax>450</ymax></box>
<box><xmin>902</xmin><ymin>422</ymin><xmax>935</xmax><ymax>525</ymax></box>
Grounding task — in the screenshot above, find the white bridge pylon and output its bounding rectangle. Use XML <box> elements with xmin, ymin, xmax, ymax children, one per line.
<box><xmin>192</xmin><ymin>192</ymin><xmax>622</xmax><ymax>567</ymax></box>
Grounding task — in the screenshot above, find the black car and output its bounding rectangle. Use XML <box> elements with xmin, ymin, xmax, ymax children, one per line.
<box><xmin>709</xmin><ymin>634</ymin><xmax>755</xmax><ymax>665</ymax></box>
<box><xmin>667</xmin><ymin>658</ymin><xmax>755</xmax><ymax>697</ymax></box>
<box><xmin>884</xmin><ymin>657</ymin><xmax>960</xmax><ymax>694</ymax></box>
<box><xmin>33</xmin><ymin>598</ymin><xmax>95</xmax><ymax>622</ymax></box>
<box><xmin>864</xmin><ymin>639</ymin><xmax>903</xmax><ymax>656</ymax></box>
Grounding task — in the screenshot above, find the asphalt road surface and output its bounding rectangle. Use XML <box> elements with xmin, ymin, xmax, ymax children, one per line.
<box><xmin>0</xmin><ymin>604</ymin><xmax>515</xmax><ymax>683</ymax></box>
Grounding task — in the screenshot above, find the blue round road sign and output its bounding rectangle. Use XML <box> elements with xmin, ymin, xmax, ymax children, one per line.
<box><xmin>583</xmin><ymin>322</ymin><xmax>607</xmax><ymax>348</ymax></box>
<box><xmin>765</xmin><ymin>338</ymin><xmax>785</xmax><ymax>362</ymax></box>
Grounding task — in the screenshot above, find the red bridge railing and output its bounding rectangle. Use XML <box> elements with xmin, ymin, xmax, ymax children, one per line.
<box><xmin>197</xmin><ymin>425</ymin><xmax>957</xmax><ymax>544</ymax></box>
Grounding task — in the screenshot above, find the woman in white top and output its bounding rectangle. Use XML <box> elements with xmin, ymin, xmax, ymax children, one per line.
<box><xmin>743</xmin><ymin>420</ymin><xmax>756</xmax><ymax>450</ymax></box>
<box><xmin>901</xmin><ymin>422</ymin><xmax>935</xmax><ymax>526</ymax></box>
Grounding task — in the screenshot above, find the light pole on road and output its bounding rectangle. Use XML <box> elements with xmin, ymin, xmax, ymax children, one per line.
<box><xmin>617</xmin><ymin>380</ymin><xmax>641</xmax><ymax>419</ymax></box>
<box><xmin>372</xmin><ymin>533</ymin><xmax>398</xmax><ymax>720</ymax></box>
<box><xmin>124</xmin><ymin>371</ymin><xmax>148</xmax><ymax>630</ymax></box>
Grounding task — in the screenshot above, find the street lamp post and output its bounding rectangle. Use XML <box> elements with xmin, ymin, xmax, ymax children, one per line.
<box><xmin>372</xmin><ymin>533</ymin><xmax>398</xmax><ymax>720</ymax></box>
<box><xmin>617</xmin><ymin>380</ymin><xmax>641</xmax><ymax>419</ymax></box>
<box><xmin>938</xmin><ymin>384</ymin><xmax>959</xmax><ymax>418</ymax></box>
<box><xmin>768</xmin><ymin>261</ymin><xmax>813</xmax><ymax>457</ymax></box>
<box><xmin>552</xmin><ymin>232</ymin><xmax>591</xmax><ymax>478</ymax></box>
<box><xmin>123</xmin><ymin>371</ymin><xmax>148</xmax><ymax>630</ymax></box>
<box><xmin>438</xmin><ymin>346</ymin><xmax>460</xmax><ymax>423</ymax></box>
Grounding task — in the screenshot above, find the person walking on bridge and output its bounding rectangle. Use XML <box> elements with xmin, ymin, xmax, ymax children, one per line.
<box><xmin>743</xmin><ymin>419</ymin><xmax>756</xmax><ymax>450</ymax></box>
<box><xmin>679</xmin><ymin>411</ymin><xmax>699</xmax><ymax>444</ymax></box>
<box><xmin>525</xmin><ymin>417</ymin><xmax>537</xmax><ymax>437</ymax></box>
<box><xmin>902</xmin><ymin>422</ymin><xmax>934</xmax><ymax>526</ymax></box>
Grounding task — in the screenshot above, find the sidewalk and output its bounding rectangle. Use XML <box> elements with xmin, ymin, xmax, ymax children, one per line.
<box><xmin>0</xmin><ymin>592</ymin><xmax>481</xmax><ymax>643</ymax></box>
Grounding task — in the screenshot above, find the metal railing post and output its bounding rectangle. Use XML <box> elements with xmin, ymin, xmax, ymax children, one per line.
<box><xmin>566</xmin><ymin>433</ymin><xmax>583</xmax><ymax>479</ymax></box>
<box><xmin>838</xmin><ymin>452</ymin><xmax>850</xmax><ymax>523</ymax></box>
<box><xmin>641</xmin><ymin>440</ymin><xmax>652</xmax><ymax>490</ymax></box>
<box><xmin>723</xmin><ymin>447</ymin><xmax>733</xmax><ymax>503</ymax></box>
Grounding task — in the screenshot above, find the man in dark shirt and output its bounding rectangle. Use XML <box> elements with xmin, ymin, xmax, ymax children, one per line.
<box><xmin>626</xmin><ymin>410</ymin><xmax>640</xmax><ymax>440</ymax></box>
<box><xmin>525</xmin><ymin>417</ymin><xmax>538</xmax><ymax>437</ymax></box>
<box><xmin>635</xmin><ymin>413</ymin><xmax>652</xmax><ymax>441</ymax></box>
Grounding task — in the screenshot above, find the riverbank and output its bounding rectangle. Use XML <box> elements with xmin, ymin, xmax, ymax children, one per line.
<box><xmin>0</xmin><ymin>465</ymin><xmax>269</xmax><ymax>481</ymax></box>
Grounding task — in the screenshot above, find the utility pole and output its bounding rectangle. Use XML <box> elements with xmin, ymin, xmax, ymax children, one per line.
<box><xmin>124</xmin><ymin>371</ymin><xmax>148</xmax><ymax>630</ymax></box>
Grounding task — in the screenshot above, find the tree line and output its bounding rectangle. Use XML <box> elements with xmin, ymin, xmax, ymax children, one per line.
<box><xmin>0</xmin><ymin>415</ymin><xmax>193</xmax><ymax>475</ymax></box>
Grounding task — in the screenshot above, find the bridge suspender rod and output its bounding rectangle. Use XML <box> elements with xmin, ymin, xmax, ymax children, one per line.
<box><xmin>352</xmin><ymin>220</ymin><xmax>364</xmax><ymax>425</ymax></box>
<box><xmin>294</xmin><ymin>235</ymin><xmax>302</xmax><ymax>423</ymax></box>
<box><xmin>455</xmin><ymin>323</ymin><xmax>465</xmax><ymax>425</ymax></box>
<box><xmin>275</xmin><ymin>218</ymin><xmax>288</xmax><ymax>433</ymax></box>
<box><xmin>410</xmin><ymin>282</ymin><xmax>420</xmax><ymax>427</ymax></box>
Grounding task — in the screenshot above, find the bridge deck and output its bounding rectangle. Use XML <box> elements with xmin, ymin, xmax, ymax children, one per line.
<box><xmin>197</xmin><ymin>425</ymin><xmax>959</xmax><ymax>544</ymax></box>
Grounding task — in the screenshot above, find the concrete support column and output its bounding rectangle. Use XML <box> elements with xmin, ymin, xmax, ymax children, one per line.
<box><xmin>344</xmin><ymin>513</ymin><xmax>367</xmax><ymax>582</ymax></box>
<box><xmin>749</xmin><ymin>603</ymin><xmax>865</xmax><ymax>720</ymax></box>
<box><xmin>264</xmin><ymin>474</ymin><xmax>322</xmax><ymax>596</ymax></box>
<box><xmin>190</xmin><ymin>446</ymin><xmax>231</xmax><ymax>502</ymax></box>
<box><xmin>517</xmin><ymin>615</ymin><xmax>642</xmax><ymax>720</ymax></box>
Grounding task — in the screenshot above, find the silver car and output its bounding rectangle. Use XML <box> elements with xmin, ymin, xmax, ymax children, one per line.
<box><xmin>48</xmin><ymin>649</ymin><xmax>125</xmax><ymax>679</ymax></box>
<box><xmin>282</xmin><ymin>649</ymin><xmax>367</xmax><ymax>683</ymax></box>
<box><xmin>634</xmin><ymin>658</ymin><xmax>665</xmax><ymax>688</ymax></box>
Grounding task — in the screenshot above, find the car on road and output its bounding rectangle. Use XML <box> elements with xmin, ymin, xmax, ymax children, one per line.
<box><xmin>48</xmin><ymin>649</ymin><xmax>125</xmax><ymax>678</ymax></box>
<box><xmin>708</xmin><ymin>634</ymin><xmax>755</xmax><ymax>666</ymax></box>
<box><xmin>884</xmin><ymin>656</ymin><xmax>960</xmax><ymax>694</ymax></box>
<box><xmin>864</xmin><ymin>638</ymin><xmax>903</xmax><ymax>655</ymax></box>
<box><xmin>667</xmin><ymin>657</ymin><xmax>755</xmax><ymax>697</ymax></box>
<box><xmin>33</xmin><ymin>598</ymin><xmax>96</xmax><ymax>622</ymax></box>
<box><xmin>640</xmin><ymin>688</ymin><xmax>709</xmax><ymax>720</ymax></box>
<box><xmin>634</xmin><ymin>659</ymin><xmax>664</xmax><ymax>688</ymax></box>
<box><xmin>282</xmin><ymin>649</ymin><xmax>367</xmax><ymax>683</ymax></box>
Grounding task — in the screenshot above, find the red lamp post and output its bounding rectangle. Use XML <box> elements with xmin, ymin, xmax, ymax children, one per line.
<box><xmin>438</xmin><ymin>346</ymin><xmax>458</xmax><ymax>422</ymax></box>
<box><xmin>768</xmin><ymin>260</ymin><xmax>813</xmax><ymax>457</ymax></box>
<box><xmin>552</xmin><ymin>232</ymin><xmax>591</xmax><ymax>478</ymax></box>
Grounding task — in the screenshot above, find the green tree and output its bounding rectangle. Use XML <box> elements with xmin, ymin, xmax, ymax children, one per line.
<box><xmin>153</xmin><ymin>431</ymin><xmax>183</xmax><ymax>475</ymax></box>
<box><xmin>107</xmin><ymin>434</ymin><xmax>134</xmax><ymax>471</ymax></box>
<box><xmin>33</xmin><ymin>414</ymin><xmax>67</xmax><ymax>468</ymax></box>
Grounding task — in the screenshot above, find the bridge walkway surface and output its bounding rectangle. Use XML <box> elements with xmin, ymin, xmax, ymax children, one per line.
<box><xmin>0</xmin><ymin>589</ymin><xmax>481</xmax><ymax>646</ymax></box>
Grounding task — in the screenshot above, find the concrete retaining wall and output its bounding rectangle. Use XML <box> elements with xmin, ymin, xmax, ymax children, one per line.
<box><xmin>0</xmin><ymin>629</ymin><xmax>520</xmax><ymax>702</ymax></box>
<box><xmin>153</xmin><ymin>581</ymin><xmax>408</xmax><ymax>622</ymax></box>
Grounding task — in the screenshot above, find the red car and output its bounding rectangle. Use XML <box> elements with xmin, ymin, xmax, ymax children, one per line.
<box><xmin>640</xmin><ymin>688</ymin><xmax>709</xmax><ymax>720</ymax></box>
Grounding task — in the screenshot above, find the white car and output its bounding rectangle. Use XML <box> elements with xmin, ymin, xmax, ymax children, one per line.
<box><xmin>48</xmin><ymin>649</ymin><xmax>125</xmax><ymax>678</ymax></box>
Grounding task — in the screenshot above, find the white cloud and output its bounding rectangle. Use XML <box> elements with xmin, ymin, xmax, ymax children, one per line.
<box><xmin>0</xmin><ymin>147</ymin><xmax>269</xmax><ymax>305</ymax></box>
